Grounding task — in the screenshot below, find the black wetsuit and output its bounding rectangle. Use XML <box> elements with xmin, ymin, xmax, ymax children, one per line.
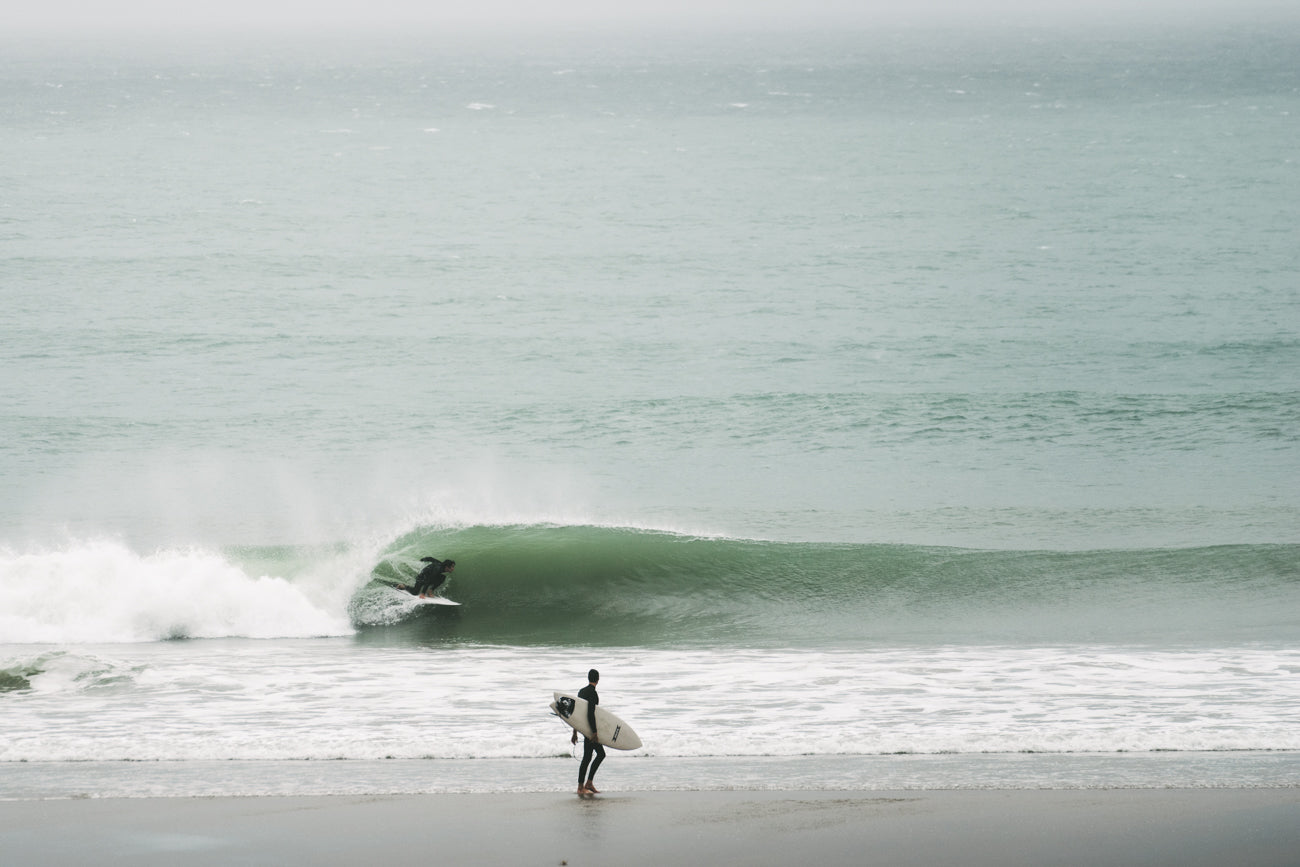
<box><xmin>409</xmin><ymin>559</ymin><xmax>448</xmax><ymax>596</ymax></box>
<box><xmin>577</xmin><ymin>682</ymin><xmax>605</xmax><ymax>788</ymax></box>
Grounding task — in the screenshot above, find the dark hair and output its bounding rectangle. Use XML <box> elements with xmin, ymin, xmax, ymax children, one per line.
<box><xmin>588</xmin><ymin>668</ymin><xmax>600</xmax><ymax>683</ymax></box>
<box><xmin>442</xmin><ymin>560</ymin><xmax>456</xmax><ymax>571</ymax></box>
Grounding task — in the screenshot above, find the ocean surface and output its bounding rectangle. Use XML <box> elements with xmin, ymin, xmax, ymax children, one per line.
<box><xmin>2</xmin><ymin>16</ymin><xmax>1299</xmax><ymax>797</ymax></box>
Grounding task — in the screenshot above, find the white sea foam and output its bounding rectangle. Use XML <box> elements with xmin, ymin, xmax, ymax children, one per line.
<box><xmin>0</xmin><ymin>542</ymin><xmax>353</xmax><ymax>644</ymax></box>
<box><xmin>2</xmin><ymin>643</ymin><xmax>1297</xmax><ymax>764</ymax></box>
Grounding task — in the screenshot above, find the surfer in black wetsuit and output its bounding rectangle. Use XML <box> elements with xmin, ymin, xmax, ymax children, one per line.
<box><xmin>572</xmin><ymin>668</ymin><xmax>605</xmax><ymax>794</ymax></box>
<box><xmin>396</xmin><ymin>557</ymin><xmax>455</xmax><ymax>598</ymax></box>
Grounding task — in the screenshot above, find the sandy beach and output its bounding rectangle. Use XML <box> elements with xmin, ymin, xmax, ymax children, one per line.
<box><xmin>3</xmin><ymin>788</ymin><xmax>1297</xmax><ymax>867</ymax></box>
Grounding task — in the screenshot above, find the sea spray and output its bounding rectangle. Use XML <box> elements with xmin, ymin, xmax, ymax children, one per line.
<box><xmin>0</xmin><ymin>541</ymin><xmax>353</xmax><ymax>643</ymax></box>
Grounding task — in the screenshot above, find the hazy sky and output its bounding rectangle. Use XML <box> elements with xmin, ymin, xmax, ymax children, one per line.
<box><xmin>7</xmin><ymin>0</ymin><xmax>1293</xmax><ymax>34</ymax></box>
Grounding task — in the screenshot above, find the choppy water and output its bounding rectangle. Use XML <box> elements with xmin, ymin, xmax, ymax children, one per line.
<box><xmin>2</xmin><ymin>18</ymin><xmax>1298</xmax><ymax>795</ymax></box>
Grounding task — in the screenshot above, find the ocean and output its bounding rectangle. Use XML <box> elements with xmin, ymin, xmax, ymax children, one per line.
<box><xmin>2</xmin><ymin>16</ymin><xmax>1298</xmax><ymax>798</ymax></box>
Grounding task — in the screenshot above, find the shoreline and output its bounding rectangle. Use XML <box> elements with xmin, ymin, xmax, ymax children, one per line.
<box><xmin>4</xmin><ymin>751</ymin><xmax>1299</xmax><ymax>800</ymax></box>
<box><xmin>3</xmin><ymin>788</ymin><xmax>1298</xmax><ymax>866</ymax></box>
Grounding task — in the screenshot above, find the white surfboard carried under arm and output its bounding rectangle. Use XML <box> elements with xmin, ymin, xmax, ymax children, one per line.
<box><xmin>550</xmin><ymin>692</ymin><xmax>642</xmax><ymax>751</ymax></box>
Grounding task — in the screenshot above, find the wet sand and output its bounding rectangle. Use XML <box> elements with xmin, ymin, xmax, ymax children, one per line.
<box><xmin>2</xmin><ymin>788</ymin><xmax>1297</xmax><ymax>866</ymax></box>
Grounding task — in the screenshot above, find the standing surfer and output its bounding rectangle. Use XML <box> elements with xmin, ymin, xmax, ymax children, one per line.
<box><xmin>396</xmin><ymin>557</ymin><xmax>455</xmax><ymax>598</ymax></box>
<box><xmin>572</xmin><ymin>668</ymin><xmax>605</xmax><ymax>794</ymax></box>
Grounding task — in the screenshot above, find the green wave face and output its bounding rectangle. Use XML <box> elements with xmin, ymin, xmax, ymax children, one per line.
<box><xmin>347</xmin><ymin>525</ymin><xmax>1300</xmax><ymax>648</ymax></box>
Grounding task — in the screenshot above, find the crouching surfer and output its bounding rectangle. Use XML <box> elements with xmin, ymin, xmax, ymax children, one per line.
<box><xmin>396</xmin><ymin>557</ymin><xmax>455</xmax><ymax>598</ymax></box>
<box><xmin>572</xmin><ymin>668</ymin><xmax>605</xmax><ymax>794</ymax></box>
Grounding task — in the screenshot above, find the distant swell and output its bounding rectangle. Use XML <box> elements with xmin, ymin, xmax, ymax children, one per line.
<box><xmin>348</xmin><ymin>525</ymin><xmax>1300</xmax><ymax>646</ymax></box>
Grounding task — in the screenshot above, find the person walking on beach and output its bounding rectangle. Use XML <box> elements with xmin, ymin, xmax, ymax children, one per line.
<box><xmin>572</xmin><ymin>668</ymin><xmax>605</xmax><ymax>794</ymax></box>
<box><xmin>396</xmin><ymin>557</ymin><xmax>455</xmax><ymax>598</ymax></box>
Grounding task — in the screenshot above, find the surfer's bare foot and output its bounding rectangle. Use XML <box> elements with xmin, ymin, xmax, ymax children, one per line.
<box><xmin>577</xmin><ymin>786</ymin><xmax>589</xmax><ymax>794</ymax></box>
<box><xmin>584</xmin><ymin>783</ymin><xmax>599</xmax><ymax>793</ymax></box>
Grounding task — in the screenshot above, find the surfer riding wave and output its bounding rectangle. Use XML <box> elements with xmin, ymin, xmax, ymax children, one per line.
<box><xmin>395</xmin><ymin>557</ymin><xmax>455</xmax><ymax>598</ymax></box>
